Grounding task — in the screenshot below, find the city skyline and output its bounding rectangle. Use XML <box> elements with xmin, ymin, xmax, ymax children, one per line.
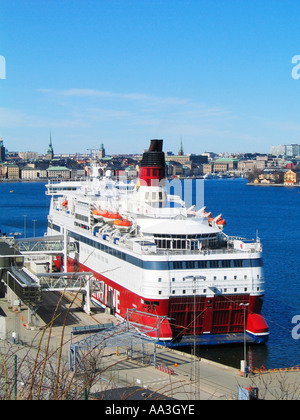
<box><xmin>1</xmin><ymin>1</ymin><xmax>300</xmax><ymax>155</ymax></box>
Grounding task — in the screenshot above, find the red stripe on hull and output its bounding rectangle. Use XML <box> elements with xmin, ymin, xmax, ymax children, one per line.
<box><xmin>66</xmin><ymin>259</ymin><xmax>268</xmax><ymax>341</ymax></box>
<box><xmin>67</xmin><ymin>259</ymin><xmax>172</xmax><ymax>340</ymax></box>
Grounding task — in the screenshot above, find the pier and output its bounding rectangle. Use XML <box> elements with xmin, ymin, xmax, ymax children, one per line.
<box><xmin>1</xmin><ymin>292</ymin><xmax>300</xmax><ymax>400</ymax></box>
<box><xmin>1</xmin><ymin>236</ymin><xmax>300</xmax><ymax>400</ymax></box>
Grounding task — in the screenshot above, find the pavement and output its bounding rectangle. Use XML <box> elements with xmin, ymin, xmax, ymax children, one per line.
<box><xmin>1</xmin><ymin>292</ymin><xmax>300</xmax><ymax>400</ymax></box>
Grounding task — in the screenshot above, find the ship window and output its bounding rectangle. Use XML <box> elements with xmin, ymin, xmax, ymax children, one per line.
<box><xmin>224</xmin><ymin>288</ymin><xmax>227</xmax><ymax>292</ymax></box>
<box><xmin>244</xmin><ymin>288</ymin><xmax>247</xmax><ymax>292</ymax></box>
<box><xmin>172</xmin><ymin>290</ymin><xmax>175</xmax><ymax>294</ymax></box>
<box><xmin>234</xmin><ymin>288</ymin><xmax>237</xmax><ymax>292</ymax></box>
<box><xmin>186</xmin><ymin>261</ymin><xmax>195</xmax><ymax>269</ymax></box>
<box><xmin>182</xmin><ymin>290</ymin><xmax>186</xmax><ymax>294</ymax></box>
<box><xmin>233</xmin><ymin>259</ymin><xmax>244</xmax><ymax>267</ymax></box>
<box><xmin>244</xmin><ymin>275</ymin><xmax>247</xmax><ymax>279</ymax></box>
<box><xmin>158</xmin><ymin>291</ymin><xmax>162</xmax><ymax>295</ymax></box>
<box><xmin>158</xmin><ymin>278</ymin><xmax>162</xmax><ymax>282</ymax></box>
<box><xmin>224</xmin><ymin>276</ymin><xmax>227</xmax><ymax>280</ymax></box>
<box><xmin>173</xmin><ymin>261</ymin><xmax>183</xmax><ymax>269</ymax></box>
<box><xmin>210</xmin><ymin>260</ymin><xmax>219</xmax><ymax>268</ymax></box>
<box><xmin>191</xmin><ymin>240</ymin><xmax>199</xmax><ymax>250</ymax></box>
<box><xmin>172</xmin><ymin>278</ymin><xmax>175</xmax><ymax>282</ymax></box>
<box><xmin>221</xmin><ymin>260</ymin><xmax>231</xmax><ymax>268</ymax></box>
<box><xmin>197</xmin><ymin>261</ymin><xmax>207</xmax><ymax>269</ymax></box>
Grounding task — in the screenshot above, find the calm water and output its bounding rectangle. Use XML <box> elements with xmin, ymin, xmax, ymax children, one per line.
<box><xmin>0</xmin><ymin>178</ymin><xmax>299</xmax><ymax>369</ymax></box>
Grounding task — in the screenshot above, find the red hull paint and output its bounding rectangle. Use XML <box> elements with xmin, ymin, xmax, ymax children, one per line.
<box><xmin>65</xmin><ymin>258</ymin><xmax>268</xmax><ymax>342</ymax></box>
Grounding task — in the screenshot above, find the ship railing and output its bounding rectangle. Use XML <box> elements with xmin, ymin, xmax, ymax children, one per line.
<box><xmin>151</xmin><ymin>247</ymin><xmax>258</xmax><ymax>256</ymax></box>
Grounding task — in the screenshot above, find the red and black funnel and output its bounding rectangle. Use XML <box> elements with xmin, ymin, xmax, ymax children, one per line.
<box><xmin>139</xmin><ymin>139</ymin><xmax>166</xmax><ymax>186</ymax></box>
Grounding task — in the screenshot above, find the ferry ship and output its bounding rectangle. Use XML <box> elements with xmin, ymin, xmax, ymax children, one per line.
<box><xmin>46</xmin><ymin>139</ymin><xmax>269</xmax><ymax>346</ymax></box>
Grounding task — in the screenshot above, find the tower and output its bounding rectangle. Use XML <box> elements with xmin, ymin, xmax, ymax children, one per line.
<box><xmin>178</xmin><ymin>137</ymin><xmax>184</xmax><ymax>156</ymax></box>
<box><xmin>98</xmin><ymin>143</ymin><xmax>105</xmax><ymax>159</ymax></box>
<box><xmin>46</xmin><ymin>132</ymin><xmax>54</xmax><ymax>160</ymax></box>
<box><xmin>0</xmin><ymin>138</ymin><xmax>5</xmax><ymax>161</ymax></box>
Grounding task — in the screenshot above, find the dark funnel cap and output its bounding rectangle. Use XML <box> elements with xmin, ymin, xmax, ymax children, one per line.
<box><xmin>148</xmin><ymin>139</ymin><xmax>163</xmax><ymax>152</ymax></box>
<box><xmin>141</xmin><ymin>139</ymin><xmax>165</xmax><ymax>168</ymax></box>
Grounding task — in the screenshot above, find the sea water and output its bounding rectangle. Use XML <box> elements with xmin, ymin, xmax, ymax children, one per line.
<box><xmin>0</xmin><ymin>178</ymin><xmax>299</xmax><ymax>369</ymax></box>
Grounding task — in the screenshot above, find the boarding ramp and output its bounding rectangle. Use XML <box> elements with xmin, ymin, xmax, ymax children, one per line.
<box><xmin>14</xmin><ymin>235</ymin><xmax>76</xmax><ymax>255</ymax></box>
<box><xmin>36</xmin><ymin>271</ymin><xmax>93</xmax><ymax>292</ymax></box>
<box><xmin>6</xmin><ymin>266</ymin><xmax>42</xmax><ymax>309</ymax></box>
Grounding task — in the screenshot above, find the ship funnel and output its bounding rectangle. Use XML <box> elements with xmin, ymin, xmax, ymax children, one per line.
<box><xmin>138</xmin><ymin>139</ymin><xmax>165</xmax><ymax>186</ymax></box>
<box><xmin>148</xmin><ymin>139</ymin><xmax>163</xmax><ymax>153</ymax></box>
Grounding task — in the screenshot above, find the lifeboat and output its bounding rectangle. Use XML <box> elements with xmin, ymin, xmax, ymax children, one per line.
<box><xmin>114</xmin><ymin>219</ymin><xmax>132</xmax><ymax>231</ymax></box>
<box><xmin>62</xmin><ymin>200</ymin><xmax>68</xmax><ymax>207</ymax></box>
<box><xmin>102</xmin><ymin>211</ymin><xmax>122</xmax><ymax>224</ymax></box>
<box><xmin>216</xmin><ymin>218</ymin><xmax>226</xmax><ymax>230</ymax></box>
<box><xmin>92</xmin><ymin>209</ymin><xmax>108</xmax><ymax>220</ymax></box>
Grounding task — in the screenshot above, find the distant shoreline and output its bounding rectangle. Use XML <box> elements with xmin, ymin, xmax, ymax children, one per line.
<box><xmin>247</xmin><ymin>182</ymin><xmax>300</xmax><ymax>187</ymax></box>
<box><xmin>0</xmin><ymin>179</ymin><xmax>47</xmax><ymax>183</ymax></box>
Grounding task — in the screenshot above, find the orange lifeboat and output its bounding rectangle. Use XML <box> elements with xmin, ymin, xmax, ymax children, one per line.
<box><xmin>216</xmin><ymin>218</ymin><xmax>226</xmax><ymax>230</ymax></box>
<box><xmin>216</xmin><ymin>218</ymin><xmax>226</xmax><ymax>225</ymax></box>
<box><xmin>102</xmin><ymin>211</ymin><xmax>122</xmax><ymax>224</ymax></box>
<box><xmin>62</xmin><ymin>200</ymin><xmax>68</xmax><ymax>207</ymax></box>
<box><xmin>114</xmin><ymin>219</ymin><xmax>132</xmax><ymax>231</ymax></box>
<box><xmin>93</xmin><ymin>209</ymin><xmax>108</xmax><ymax>220</ymax></box>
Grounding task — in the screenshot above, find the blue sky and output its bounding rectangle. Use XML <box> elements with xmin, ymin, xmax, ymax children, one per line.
<box><xmin>1</xmin><ymin>0</ymin><xmax>300</xmax><ymax>155</ymax></box>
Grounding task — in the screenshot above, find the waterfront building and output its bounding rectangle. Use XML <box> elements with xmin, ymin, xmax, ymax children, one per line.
<box><xmin>213</xmin><ymin>158</ymin><xmax>238</xmax><ymax>172</ymax></box>
<box><xmin>270</xmin><ymin>145</ymin><xmax>286</xmax><ymax>157</ymax></box>
<box><xmin>238</xmin><ymin>160</ymin><xmax>256</xmax><ymax>173</ymax></box>
<box><xmin>271</xmin><ymin>144</ymin><xmax>300</xmax><ymax>158</ymax></box>
<box><xmin>284</xmin><ymin>168</ymin><xmax>300</xmax><ymax>185</ymax></box>
<box><xmin>202</xmin><ymin>162</ymin><xmax>214</xmax><ymax>175</ymax></box>
<box><xmin>19</xmin><ymin>151</ymin><xmax>39</xmax><ymax>161</ymax></box>
<box><xmin>5</xmin><ymin>163</ymin><xmax>20</xmax><ymax>179</ymax></box>
<box><xmin>286</xmin><ymin>144</ymin><xmax>300</xmax><ymax>158</ymax></box>
<box><xmin>0</xmin><ymin>138</ymin><xmax>5</xmax><ymax>162</ymax></box>
<box><xmin>21</xmin><ymin>167</ymin><xmax>47</xmax><ymax>179</ymax></box>
<box><xmin>47</xmin><ymin>166</ymin><xmax>71</xmax><ymax>179</ymax></box>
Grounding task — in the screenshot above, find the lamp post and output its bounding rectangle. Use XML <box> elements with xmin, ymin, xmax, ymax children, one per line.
<box><xmin>240</xmin><ymin>302</ymin><xmax>249</xmax><ymax>377</ymax></box>
<box><xmin>183</xmin><ymin>274</ymin><xmax>206</xmax><ymax>399</ymax></box>
<box><xmin>23</xmin><ymin>215</ymin><xmax>27</xmax><ymax>238</ymax></box>
<box><xmin>32</xmin><ymin>220</ymin><xmax>37</xmax><ymax>238</ymax></box>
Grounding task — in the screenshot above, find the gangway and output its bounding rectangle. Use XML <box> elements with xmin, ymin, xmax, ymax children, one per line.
<box><xmin>6</xmin><ymin>266</ymin><xmax>42</xmax><ymax>309</ymax></box>
<box><xmin>14</xmin><ymin>235</ymin><xmax>76</xmax><ymax>255</ymax></box>
<box><xmin>0</xmin><ymin>236</ymin><xmax>95</xmax><ymax>316</ymax></box>
<box><xmin>36</xmin><ymin>271</ymin><xmax>93</xmax><ymax>292</ymax></box>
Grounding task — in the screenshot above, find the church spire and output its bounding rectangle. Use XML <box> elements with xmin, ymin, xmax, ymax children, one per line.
<box><xmin>47</xmin><ymin>131</ymin><xmax>54</xmax><ymax>160</ymax></box>
<box><xmin>178</xmin><ymin>137</ymin><xmax>184</xmax><ymax>156</ymax></box>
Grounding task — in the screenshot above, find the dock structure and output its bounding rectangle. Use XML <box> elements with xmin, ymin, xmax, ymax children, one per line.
<box><xmin>1</xmin><ymin>236</ymin><xmax>300</xmax><ymax>400</ymax></box>
<box><xmin>0</xmin><ymin>236</ymin><xmax>95</xmax><ymax>324</ymax></box>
